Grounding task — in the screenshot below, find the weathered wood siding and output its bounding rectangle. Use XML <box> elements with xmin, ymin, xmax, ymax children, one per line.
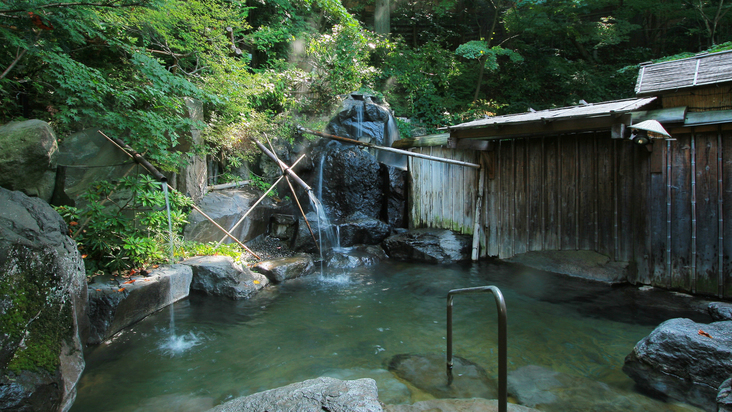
<box><xmin>409</xmin><ymin>126</ymin><xmax>732</xmax><ymax>297</ymax></box>
<box><xmin>409</xmin><ymin>147</ymin><xmax>480</xmax><ymax>233</ymax></box>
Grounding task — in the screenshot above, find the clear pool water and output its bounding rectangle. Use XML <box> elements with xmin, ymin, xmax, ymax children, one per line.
<box><xmin>71</xmin><ymin>260</ymin><xmax>710</xmax><ymax>411</ymax></box>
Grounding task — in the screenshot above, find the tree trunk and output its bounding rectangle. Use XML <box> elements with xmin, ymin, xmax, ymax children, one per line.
<box><xmin>375</xmin><ymin>0</ymin><xmax>390</xmax><ymax>34</ymax></box>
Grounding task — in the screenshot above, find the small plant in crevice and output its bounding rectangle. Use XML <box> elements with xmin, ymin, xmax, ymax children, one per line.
<box><xmin>55</xmin><ymin>175</ymin><xmax>193</xmax><ymax>277</ymax></box>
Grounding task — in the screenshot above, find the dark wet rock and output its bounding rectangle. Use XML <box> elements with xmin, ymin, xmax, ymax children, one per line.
<box><xmin>506</xmin><ymin>250</ymin><xmax>628</xmax><ymax>284</ymax></box>
<box><xmin>86</xmin><ymin>264</ymin><xmax>193</xmax><ymax>345</ymax></box>
<box><xmin>324</xmin><ymin>245</ymin><xmax>386</xmax><ymax>269</ymax></box>
<box><xmin>308</xmin><ymin>140</ymin><xmax>383</xmax><ymax>221</ymax></box>
<box><xmin>252</xmin><ymin>253</ymin><xmax>314</xmax><ymax>283</ymax></box>
<box><xmin>184</xmin><ymin>187</ymin><xmax>287</xmax><ymax>244</ymax></box>
<box><xmin>339</xmin><ymin>213</ymin><xmax>391</xmax><ymax>247</ymax></box>
<box><xmin>387</xmin><ymin>353</ymin><xmax>496</xmax><ymax>399</ymax></box>
<box><xmin>182</xmin><ymin>255</ymin><xmax>268</xmax><ymax>299</ymax></box>
<box><xmin>322</xmin><ymin>367</ymin><xmax>410</xmax><ymax>405</ymax></box>
<box><xmin>0</xmin><ymin>188</ymin><xmax>86</xmax><ymax>411</ymax></box>
<box><xmin>509</xmin><ymin>365</ymin><xmax>692</xmax><ymax>412</ymax></box>
<box><xmin>326</xmin><ymin>93</ymin><xmax>392</xmax><ymax>146</ymax></box>
<box><xmin>208</xmin><ymin>376</ymin><xmax>383</xmax><ymax>412</ymax></box>
<box><xmin>384</xmin><ymin>399</ymin><xmax>540</xmax><ymax>412</ymax></box>
<box><xmin>709</xmin><ymin>302</ymin><xmax>732</xmax><ymax>321</ymax></box>
<box><xmin>270</xmin><ymin>213</ymin><xmax>297</xmax><ymax>240</ymax></box>
<box><xmin>0</xmin><ymin>120</ymin><xmax>58</xmax><ymax>202</ymax></box>
<box><xmin>382</xmin><ymin>164</ymin><xmax>407</xmax><ymax>228</ymax></box>
<box><xmin>382</xmin><ymin>229</ymin><xmax>472</xmax><ymax>263</ymax></box>
<box><xmin>623</xmin><ymin>318</ymin><xmax>732</xmax><ymax>411</ymax></box>
<box><xmin>719</xmin><ymin>377</ymin><xmax>732</xmax><ymax>412</ymax></box>
<box><xmin>292</xmin><ymin>212</ymin><xmax>330</xmax><ymax>253</ymax></box>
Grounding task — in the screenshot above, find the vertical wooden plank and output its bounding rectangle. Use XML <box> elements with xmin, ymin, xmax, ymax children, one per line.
<box><xmin>596</xmin><ymin>136</ymin><xmax>614</xmax><ymax>258</ymax></box>
<box><xmin>528</xmin><ymin>138</ymin><xmax>543</xmax><ymax>251</ymax></box>
<box><xmin>514</xmin><ymin>138</ymin><xmax>527</xmax><ymax>255</ymax></box>
<box><xmin>695</xmin><ymin>131</ymin><xmax>719</xmax><ymax>295</ymax></box>
<box><xmin>649</xmin><ymin>139</ymin><xmax>668</xmax><ymax>286</ymax></box>
<box><xmin>616</xmin><ymin>140</ymin><xmax>635</xmax><ymax>262</ymax></box>
<box><xmin>487</xmin><ymin>149</ymin><xmax>499</xmax><ymax>257</ymax></box>
<box><xmin>634</xmin><ymin>138</ymin><xmax>651</xmax><ymax>285</ymax></box>
<box><xmin>560</xmin><ymin>135</ymin><xmax>577</xmax><ymax>250</ymax></box>
<box><xmin>578</xmin><ymin>135</ymin><xmax>595</xmax><ymax>250</ymax></box>
<box><xmin>722</xmin><ymin>131</ymin><xmax>732</xmax><ymax>298</ymax></box>
<box><xmin>544</xmin><ymin>136</ymin><xmax>559</xmax><ymax>250</ymax></box>
<box><xmin>501</xmin><ymin>140</ymin><xmax>513</xmax><ymax>258</ymax></box>
<box><xmin>670</xmin><ymin>134</ymin><xmax>693</xmax><ymax>291</ymax></box>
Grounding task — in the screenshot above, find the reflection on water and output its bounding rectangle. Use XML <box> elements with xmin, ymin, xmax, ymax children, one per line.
<box><xmin>71</xmin><ymin>260</ymin><xmax>710</xmax><ymax>412</ymax></box>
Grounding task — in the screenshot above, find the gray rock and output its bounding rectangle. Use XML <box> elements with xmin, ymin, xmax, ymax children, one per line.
<box><xmin>384</xmin><ymin>398</ymin><xmax>540</xmax><ymax>412</ymax></box>
<box><xmin>172</xmin><ymin>97</ymin><xmax>207</xmax><ymax>203</ymax></box>
<box><xmin>338</xmin><ymin>213</ymin><xmax>391</xmax><ymax>247</ymax></box>
<box><xmin>709</xmin><ymin>302</ymin><xmax>732</xmax><ymax>321</ymax></box>
<box><xmin>252</xmin><ymin>254</ymin><xmax>314</xmax><ymax>283</ymax></box>
<box><xmin>86</xmin><ymin>264</ymin><xmax>193</xmax><ymax>345</ymax></box>
<box><xmin>508</xmin><ymin>365</ymin><xmax>695</xmax><ymax>412</ymax></box>
<box><xmin>623</xmin><ymin>318</ymin><xmax>732</xmax><ymax>411</ymax></box>
<box><xmin>0</xmin><ymin>188</ymin><xmax>86</xmax><ymax>411</ymax></box>
<box><xmin>506</xmin><ymin>250</ymin><xmax>628</xmax><ymax>284</ymax></box>
<box><xmin>387</xmin><ymin>353</ymin><xmax>497</xmax><ymax>400</ymax></box>
<box><xmin>382</xmin><ymin>229</ymin><xmax>472</xmax><ymax>263</ymax></box>
<box><xmin>184</xmin><ymin>188</ymin><xmax>284</xmax><ymax>244</ymax></box>
<box><xmin>208</xmin><ymin>377</ymin><xmax>383</xmax><ymax>412</ymax></box>
<box><xmin>382</xmin><ymin>164</ymin><xmax>407</xmax><ymax>228</ymax></box>
<box><xmin>0</xmin><ymin>120</ymin><xmax>58</xmax><ymax>202</ymax></box>
<box><xmin>182</xmin><ymin>256</ymin><xmax>268</xmax><ymax>299</ymax></box>
<box><xmin>324</xmin><ymin>245</ymin><xmax>386</xmax><ymax>269</ymax></box>
<box><xmin>55</xmin><ymin>128</ymin><xmax>132</xmax><ymax>207</ymax></box>
<box><xmin>719</xmin><ymin>377</ymin><xmax>732</xmax><ymax>412</ymax></box>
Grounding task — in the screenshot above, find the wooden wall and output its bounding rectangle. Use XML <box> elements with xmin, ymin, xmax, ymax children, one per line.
<box><xmin>409</xmin><ymin>125</ymin><xmax>732</xmax><ymax>297</ymax></box>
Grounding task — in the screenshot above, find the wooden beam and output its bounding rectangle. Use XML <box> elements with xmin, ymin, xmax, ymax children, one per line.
<box><xmin>450</xmin><ymin>114</ymin><xmax>632</xmax><ymax>140</ymax></box>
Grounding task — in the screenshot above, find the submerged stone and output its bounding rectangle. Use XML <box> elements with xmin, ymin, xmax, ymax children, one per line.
<box><xmin>509</xmin><ymin>365</ymin><xmax>699</xmax><ymax>412</ymax></box>
<box><xmin>387</xmin><ymin>353</ymin><xmax>497</xmax><ymax>400</ymax></box>
<box><xmin>384</xmin><ymin>398</ymin><xmax>540</xmax><ymax>412</ymax></box>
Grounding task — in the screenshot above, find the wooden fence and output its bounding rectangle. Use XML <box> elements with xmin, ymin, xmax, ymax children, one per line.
<box><xmin>409</xmin><ymin>125</ymin><xmax>732</xmax><ymax>297</ymax></box>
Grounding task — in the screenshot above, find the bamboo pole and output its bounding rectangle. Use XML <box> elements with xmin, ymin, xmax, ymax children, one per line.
<box><xmin>252</xmin><ymin>139</ymin><xmax>312</xmax><ymax>192</ymax></box>
<box><xmin>99</xmin><ymin>130</ymin><xmax>261</xmax><ymax>259</ymax></box>
<box><xmin>263</xmin><ymin>135</ymin><xmax>319</xmax><ymax>250</ymax></box>
<box><xmin>212</xmin><ymin>153</ymin><xmax>309</xmax><ymax>248</ymax></box>
<box><xmin>297</xmin><ymin>126</ymin><xmax>481</xmax><ymax>169</ymax></box>
<box><xmin>207</xmin><ymin>180</ymin><xmax>250</xmax><ymax>191</ymax></box>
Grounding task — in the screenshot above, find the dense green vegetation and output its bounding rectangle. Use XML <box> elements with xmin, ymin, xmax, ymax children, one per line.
<box><xmin>3</xmin><ymin>0</ymin><xmax>732</xmax><ymax>271</ymax></box>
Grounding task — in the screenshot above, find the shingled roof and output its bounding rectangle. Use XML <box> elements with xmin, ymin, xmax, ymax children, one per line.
<box><xmin>635</xmin><ymin>50</ymin><xmax>732</xmax><ymax>96</ymax></box>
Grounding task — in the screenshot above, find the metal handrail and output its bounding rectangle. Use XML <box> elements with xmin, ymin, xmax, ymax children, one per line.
<box><xmin>446</xmin><ymin>286</ymin><xmax>507</xmax><ymax>412</ymax></box>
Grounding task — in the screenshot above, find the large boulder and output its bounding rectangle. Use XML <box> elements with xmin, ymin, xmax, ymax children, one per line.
<box><xmin>623</xmin><ymin>318</ymin><xmax>732</xmax><ymax>411</ymax></box>
<box><xmin>208</xmin><ymin>376</ymin><xmax>383</xmax><ymax>412</ymax></box>
<box><xmin>324</xmin><ymin>245</ymin><xmax>387</xmax><ymax>270</ymax></box>
<box><xmin>0</xmin><ymin>188</ymin><xmax>87</xmax><ymax>411</ymax></box>
<box><xmin>86</xmin><ymin>264</ymin><xmax>193</xmax><ymax>345</ymax></box>
<box><xmin>308</xmin><ymin>140</ymin><xmax>384</xmax><ymax>221</ymax></box>
<box><xmin>338</xmin><ymin>213</ymin><xmax>391</xmax><ymax>247</ymax></box>
<box><xmin>0</xmin><ymin>120</ymin><xmax>58</xmax><ymax>202</ymax></box>
<box><xmin>382</xmin><ymin>229</ymin><xmax>472</xmax><ymax>263</ymax></box>
<box><xmin>709</xmin><ymin>302</ymin><xmax>732</xmax><ymax>321</ymax></box>
<box><xmin>184</xmin><ymin>188</ymin><xmax>286</xmax><ymax>244</ymax></box>
<box><xmin>55</xmin><ymin>128</ymin><xmax>132</xmax><ymax>207</ymax></box>
<box><xmin>719</xmin><ymin>377</ymin><xmax>732</xmax><ymax>412</ymax></box>
<box><xmin>326</xmin><ymin>93</ymin><xmax>393</xmax><ymax>147</ymax></box>
<box><xmin>182</xmin><ymin>256</ymin><xmax>268</xmax><ymax>299</ymax></box>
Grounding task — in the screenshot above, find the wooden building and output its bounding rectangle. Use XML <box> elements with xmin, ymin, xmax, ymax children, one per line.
<box><xmin>407</xmin><ymin>50</ymin><xmax>732</xmax><ymax>297</ymax></box>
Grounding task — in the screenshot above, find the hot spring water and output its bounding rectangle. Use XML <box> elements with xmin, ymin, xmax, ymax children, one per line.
<box><xmin>71</xmin><ymin>260</ymin><xmax>709</xmax><ymax>411</ymax></box>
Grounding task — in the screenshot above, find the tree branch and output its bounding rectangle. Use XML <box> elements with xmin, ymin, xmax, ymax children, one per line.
<box><xmin>0</xmin><ymin>1</ymin><xmax>146</xmax><ymax>14</ymax></box>
<box><xmin>0</xmin><ymin>48</ymin><xmax>28</xmax><ymax>80</ymax></box>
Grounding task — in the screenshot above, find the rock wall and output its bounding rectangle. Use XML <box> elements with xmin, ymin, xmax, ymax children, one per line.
<box><xmin>0</xmin><ymin>188</ymin><xmax>87</xmax><ymax>411</ymax></box>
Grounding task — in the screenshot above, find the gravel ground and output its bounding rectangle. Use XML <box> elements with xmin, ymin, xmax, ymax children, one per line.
<box><xmin>240</xmin><ymin>235</ymin><xmax>301</xmax><ymax>265</ymax></box>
